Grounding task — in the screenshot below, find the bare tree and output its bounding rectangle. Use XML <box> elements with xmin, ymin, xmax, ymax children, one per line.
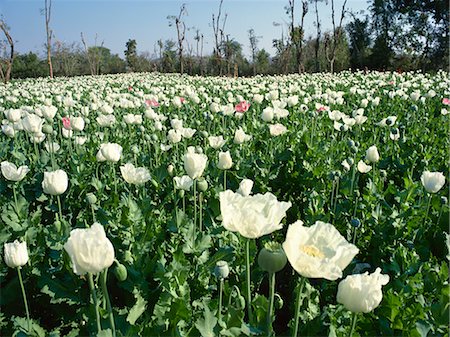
<box><xmin>81</xmin><ymin>32</ymin><xmax>104</xmax><ymax>75</ymax></box>
<box><xmin>324</xmin><ymin>0</ymin><xmax>348</xmax><ymax>73</ymax></box>
<box><xmin>199</xmin><ymin>33</ymin><xmax>204</xmax><ymax>75</ymax></box>
<box><xmin>272</xmin><ymin>21</ymin><xmax>290</xmax><ymax>74</ymax></box>
<box><xmin>44</xmin><ymin>0</ymin><xmax>54</xmax><ymax>78</ymax></box>
<box><xmin>212</xmin><ymin>0</ymin><xmax>227</xmax><ymax>75</ymax></box>
<box><xmin>0</xmin><ymin>19</ymin><xmax>14</xmax><ymax>83</ymax></box>
<box><xmin>157</xmin><ymin>39</ymin><xmax>163</xmax><ymax>71</ymax></box>
<box><xmin>248</xmin><ymin>28</ymin><xmax>262</xmax><ymax>75</ymax></box>
<box><xmin>53</xmin><ymin>41</ymin><xmax>80</xmax><ymax>76</ymax></box>
<box><xmin>311</xmin><ymin>0</ymin><xmax>323</xmax><ymax>72</ymax></box>
<box><xmin>287</xmin><ymin>0</ymin><xmax>309</xmax><ymax>73</ymax></box>
<box><xmin>168</xmin><ymin>4</ymin><xmax>187</xmax><ymax>74</ymax></box>
<box><xmin>194</xmin><ymin>29</ymin><xmax>205</xmax><ymax>75</ymax></box>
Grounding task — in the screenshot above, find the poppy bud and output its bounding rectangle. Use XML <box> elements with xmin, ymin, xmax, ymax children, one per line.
<box><xmin>258</xmin><ymin>242</ymin><xmax>287</xmax><ymax>273</ymax></box>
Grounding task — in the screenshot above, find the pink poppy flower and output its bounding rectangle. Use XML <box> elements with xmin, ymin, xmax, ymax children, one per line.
<box><xmin>180</xmin><ymin>97</ymin><xmax>186</xmax><ymax>103</ymax></box>
<box><xmin>235</xmin><ymin>101</ymin><xmax>250</xmax><ymax>113</ymax></box>
<box><xmin>442</xmin><ymin>98</ymin><xmax>450</xmax><ymax>105</ymax></box>
<box><xmin>145</xmin><ymin>99</ymin><xmax>160</xmax><ymax>108</ymax></box>
<box><xmin>62</xmin><ymin>117</ymin><xmax>71</xmax><ymax>130</ymax></box>
<box><xmin>317</xmin><ymin>106</ymin><xmax>327</xmax><ymax>112</ymax></box>
<box><xmin>128</xmin><ymin>86</ymin><xmax>133</xmax><ymax>91</ymax></box>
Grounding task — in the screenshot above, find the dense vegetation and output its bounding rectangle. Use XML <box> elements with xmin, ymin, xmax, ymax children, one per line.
<box><xmin>0</xmin><ymin>71</ymin><xmax>449</xmax><ymax>336</ymax></box>
<box><xmin>1</xmin><ymin>0</ymin><xmax>448</xmax><ymax>81</ymax></box>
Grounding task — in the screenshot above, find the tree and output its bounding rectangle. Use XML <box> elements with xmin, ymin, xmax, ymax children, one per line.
<box><xmin>221</xmin><ymin>36</ymin><xmax>242</xmax><ymax>76</ymax></box>
<box><xmin>212</xmin><ymin>0</ymin><xmax>227</xmax><ymax>75</ymax></box>
<box><xmin>161</xmin><ymin>40</ymin><xmax>177</xmax><ymax>73</ymax></box>
<box><xmin>248</xmin><ymin>28</ymin><xmax>262</xmax><ymax>75</ymax></box>
<box><xmin>310</xmin><ymin>0</ymin><xmax>325</xmax><ymax>72</ymax></box>
<box><xmin>168</xmin><ymin>4</ymin><xmax>187</xmax><ymax>74</ymax></box>
<box><xmin>324</xmin><ymin>0</ymin><xmax>348</xmax><ymax>73</ymax></box>
<box><xmin>0</xmin><ymin>18</ymin><xmax>15</xmax><ymax>83</ymax></box>
<box><xmin>272</xmin><ymin>21</ymin><xmax>291</xmax><ymax>74</ymax></box>
<box><xmin>44</xmin><ymin>0</ymin><xmax>54</xmax><ymax>78</ymax></box>
<box><xmin>124</xmin><ymin>39</ymin><xmax>138</xmax><ymax>71</ymax></box>
<box><xmin>53</xmin><ymin>41</ymin><xmax>82</xmax><ymax>76</ymax></box>
<box><xmin>12</xmin><ymin>52</ymin><xmax>47</xmax><ymax>79</ymax></box>
<box><xmin>286</xmin><ymin>0</ymin><xmax>308</xmax><ymax>73</ymax></box>
<box><xmin>255</xmin><ymin>49</ymin><xmax>270</xmax><ymax>74</ymax></box>
<box><xmin>346</xmin><ymin>16</ymin><xmax>371</xmax><ymax>70</ymax></box>
<box><xmin>81</xmin><ymin>33</ymin><xmax>104</xmax><ymax>75</ymax></box>
<box><xmin>368</xmin><ymin>0</ymin><xmax>395</xmax><ymax>70</ymax></box>
<box><xmin>194</xmin><ymin>29</ymin><xmax>205</xmax><ymax>75</ymax></box>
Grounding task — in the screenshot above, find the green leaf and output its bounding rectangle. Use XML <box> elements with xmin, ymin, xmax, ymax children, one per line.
<box><xmin>12</xmin><ymin>316</ymin><xmax>46</xmax><ymax>337</ymax></box>
<box><xmin>97</xmin><ymin>329</ymin><xmax>113</xmax><ymax>337</ymax></box>
<box><xmin>415</xmin><ymin>320</ymin><xmax>431</xmax><ymax>337</ymax></box>
<box><xmin>195</xmin><ymin>304</ymin><xmax>217</xmax><ymax>337</ymax></box>
<box><xmin>127</xmin><ymin>288</ymin><xmax>147</xmax><ymax>325</ymax></box>
<box><xmin>38</xmin><ymin>275</ymin><xmax>82</xmax><ymax>305</ymax></box>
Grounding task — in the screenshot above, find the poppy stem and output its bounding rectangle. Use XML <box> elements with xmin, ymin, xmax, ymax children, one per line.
<box><xmin>267</xmin><ymin>272</ymin><xmax>276</xmax><ymax>336</ymax></box>
<box><xmin>292</xmin><ymin>277</ymin><xmax>306</xmax><ymax>337</ymax></box>
<box><xmin>56</xmin><ymin>195</ymin><xmax>63</xmax><ymax>223</ymax></box>
<box><xmin>88</xmin><ymin>273</ymin><xmax>102</xmax><ymax>333</ymax></box>
<box><xmin>199</xmin><ymin>192</ymin><xmax>203</xmax><ymax>232</ymax></box>
<box><xmin>101</xmin><ymin>270</ymin><xmax>116</xmax><ymax>337</ymax></box>
<box><xmin>193</xmin><ymin>180</ymin><xmax>197</xmax><ymax>244</ymax></box>
<box><xmin>13</xmin><ymin>184</ymin><xmax>19</xmax><ymax>217</ymax></box>
<box><xmin>423</xmin><ymin>194</ymin><xmax>432</xmax><ymax>226</ymax></box>
<box><xmin>223</xmin><ymin>170</ymin><xmax>227</xmax><ymax>191</ymax></box>
<box><xmin>218</xmin><ymin>278</ymin><xmax>224</xmax><ymax>322</ymax></box>
<box><xmin>245</xmin><ymin>238</ymin><xmax>253</xmax><ymax>323</ymax></box>
<box><xmin>348</xmin><ymin>312</ymin><xmax>358</xmax><ymax>337</ymax></box>
<box><xmin>17</xmin><ymin>267</ymin><xmax>31</xmax><ymax>334</ymax></box>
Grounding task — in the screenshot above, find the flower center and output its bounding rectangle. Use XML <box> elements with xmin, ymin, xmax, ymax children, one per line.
<box><xmin>301</xmin><ymin>245</ymin><xmax>325</xmax><ymax>259</ymax></box>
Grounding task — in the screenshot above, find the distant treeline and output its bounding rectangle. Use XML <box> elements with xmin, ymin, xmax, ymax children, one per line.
<box><xmin>3</xmin><ymin>0</ymin><xmax>449</xmax><ymax>80</ymax></box>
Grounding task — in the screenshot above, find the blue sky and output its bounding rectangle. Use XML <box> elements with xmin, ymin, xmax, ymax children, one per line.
<box><xmin>1</xmin><ymin>0</ymin><xmax>369</xmax><ymax>58</ymax></box>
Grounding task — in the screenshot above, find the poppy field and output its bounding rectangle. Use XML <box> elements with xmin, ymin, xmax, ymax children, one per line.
<box><xmin>0</xmin><ymin>71</ymin><xmax>449</xmax><ymax>337</ymax></box>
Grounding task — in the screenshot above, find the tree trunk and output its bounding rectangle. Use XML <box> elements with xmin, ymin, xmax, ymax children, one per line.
<box><xmin>0</xmin><ymin>21</ymin><xmax>15</xmax><ymax>83</ymax></box>
<box><xmin>45</xmin><ymin>0</ymin><xmax>54</xmax><ymax>78</ymax></box>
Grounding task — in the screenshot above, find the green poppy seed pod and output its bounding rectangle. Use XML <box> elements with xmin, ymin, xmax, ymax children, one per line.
<box><xmin>86</xmin><ymin>193</ymin><xmax>97</xmax><ymax>205</ymax></box>
<box><xmin>114</xmin><ymin>262</ymin><xmax>127</xmax><ymax>281</ymax></box>
<box><xmin>54</xmin><ymin>219</ymin><xmax>61</xmax><ymax>232</ymax></box>
<box><xmin>131</xmin><ymin>145</ymin><xmax>139</xmax><ymax>154</ymax></box>
<box><xmin>197</xmin><ymin>178</ymin><xmax>208</xmax><ymax>192</ymax></box>
<box><xmin>42</xmin><ymin>124</ymin><xmax>53</xmax><ymax>134</ymax></box>
<box><xmin>179</xmin><ymin>189</ymin><xmax>185</xmax><ymax>198</ymax></box>
<box><xmin>258</xmin><ymin>242</ymin><xmax>287</xmax><ymax>273</ymax></box>
<box><xmin>214</xmin><ymin>260</ymin><xmax>230</xmax><ymax>279</ymax></box>
<box><xmin>201</xmin><ymin>130</ymin><xmax>209</xmax><ymax>138</ymax></box>
<box><xmin>351</xmin><ymin>218</ymin><xmax>361</xmax><ymax>228</ymax></box>
<box><xmin>144</xmin><ymin>134</ymin><xmax>151</xmax><ymax>141</ymax></box>
<box><xmin>151</xmin><ymin>179</ymin><xmax>158</xmax><ymax>188</ymax></box>
<box><xmin>84</xmin><ymin>118</ymin><xmax>90</xmax><ymax>124</ymax></box>
<box><xmin>167</xmin><ymin>164</ymin><xmax>174</xmax><ymax>176</ymax></box>
<box><xmin>151</xmin><ymin>134</ymin><xmax>158</xmax><ymax>142</ymax></box>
